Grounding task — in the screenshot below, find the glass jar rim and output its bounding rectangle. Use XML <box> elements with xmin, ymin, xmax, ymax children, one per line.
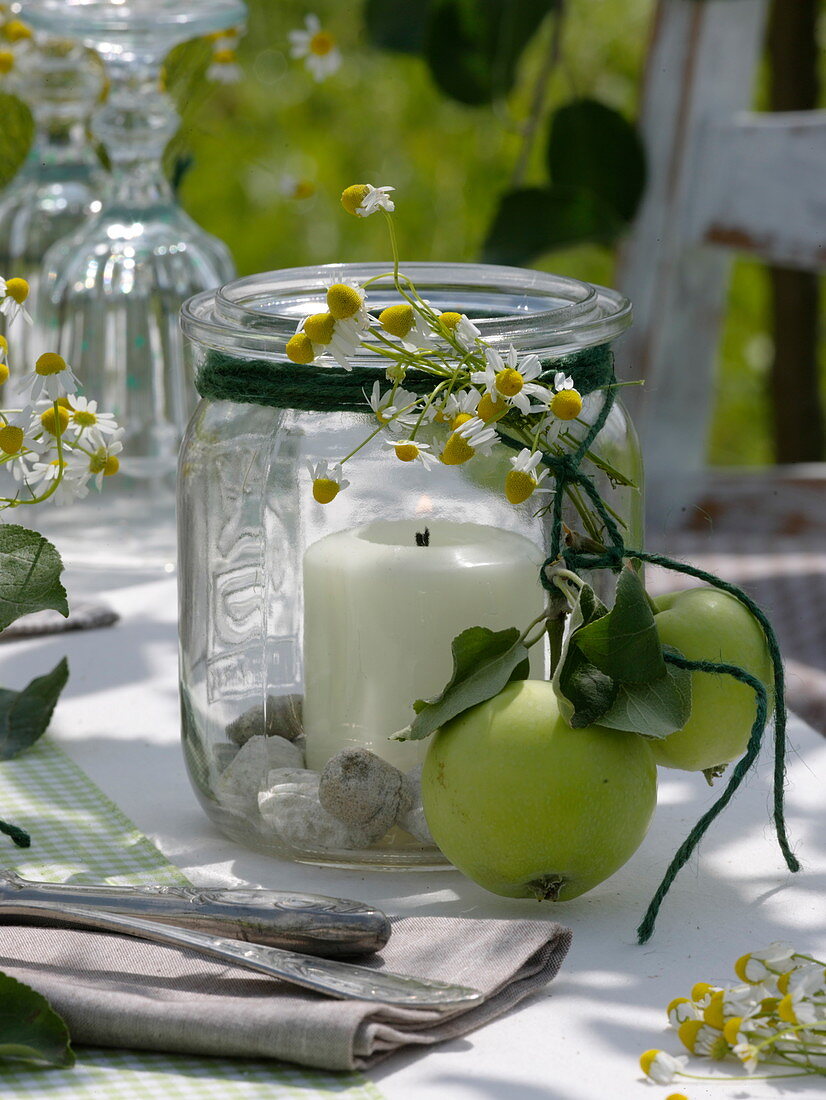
<box><xmin>182</xmin><ymin>261</ymin><xmax>632</xmax><ymax>362</ymax></box>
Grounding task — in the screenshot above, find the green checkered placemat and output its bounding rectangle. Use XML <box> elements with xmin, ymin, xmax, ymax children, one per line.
<box><xmin>0</xmin><ymin>739</ymin><xmax>385</xmax><ymax>1100</ymax></box>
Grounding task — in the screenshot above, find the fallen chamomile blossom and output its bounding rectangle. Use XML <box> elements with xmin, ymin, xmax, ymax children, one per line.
<box><xmin>640</xmin><ymin>944</ymin><xmax>826</xmax><ymax>1086</ymax></box>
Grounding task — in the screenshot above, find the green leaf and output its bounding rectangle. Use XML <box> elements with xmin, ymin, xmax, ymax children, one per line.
<box><xmin>0</xmin><ymin>972</ymin><xmax>74</xmax><ymax>1067</ymax></box>
<box><xmin>481</xmin><ymin>185</ymin><xmax>621</xmax><ymax>266</ymax></box>
<box><xmin>364</xmin><ymin>0</ymin><xmax>432</xmax><ymax>53</ymax></box>
<box><xmin>574</xmin><ymin>568</ymin><xmax>665</xmax><ymax>684</ymax></box>
<box><xmin>400</xmin><ymin>625</ymin><xmax>529</xmax><ymax>740</ymax></box>
<box><xmin>0</xmin><ymin>93</ymin><xmax>34</xmax><ymax>191</ymax></box>
<box><xmin>551</xmin><ymin>579</ymin><xmax>616</xmax><ymax>727</ymax></box>
<box><xmin>547</xmin><ymin>97</ymin><xmax>646</xmax><ymax>223</ymax></box>
<box><xmin>0</xmin><ymin>658</ymin><xmax>69</xmax><ymax>761</ymax></box>
<box><xmin>423</xmin><ymin>0</ymin><xmax>557</xmax><ymax>106</ymax></box>
<box><xmin>596</xmin><ymin>647</ymin><xmax>692</xmax><ymax>739</ymax></box>
<box><xmin>0</xmin><ymin>526</ymin><xmax>68</xmax><ymax>633</ymax></box>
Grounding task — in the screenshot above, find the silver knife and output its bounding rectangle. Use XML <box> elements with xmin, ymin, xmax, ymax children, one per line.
<box><xmin>0</xmin><ymin>871</ymin><xmax>390</xmax><ymax>958</ymax></box>
<box><xmin>0</xmin><ymin>899</ymin><xmax>482</xmax><ymax>1010</ymax></box>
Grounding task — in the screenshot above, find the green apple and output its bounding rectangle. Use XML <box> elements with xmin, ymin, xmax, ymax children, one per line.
<box><xmin>650</xmin><ymin>587</ymin><xmax>773</xmax><ymax>772</ymax></box>
<box><xmin>421</xmin><ymin>679</ymin><xmax>657</xmax><ymax>901</ymax></box>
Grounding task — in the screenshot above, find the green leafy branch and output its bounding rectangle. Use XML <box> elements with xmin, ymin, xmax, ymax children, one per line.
<box><xmin>364</xmin><ymin>0</ymin><xmax>647</xmax><ymax>265</ymax></box>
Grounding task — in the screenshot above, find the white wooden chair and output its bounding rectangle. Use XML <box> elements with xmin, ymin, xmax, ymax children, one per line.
<box><xmin>617</xmin><ymin>0</ymin><xmax>826</xmax><ymax>532</ymax></box>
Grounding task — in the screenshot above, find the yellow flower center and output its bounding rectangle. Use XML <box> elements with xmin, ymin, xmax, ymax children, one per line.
<box><xmin>759</xmin><ymin>996</ymin><xmax>780</xmax><ymax>1014</ymax></box>
<box><xmin>0</xmin><ymin>425</ymin><xmax>24</xmax><ymax>454</ymax></box>
<box><xmin>285</xmin><ymin>333</ymin><xmax>315</xmax><ymax>364</ymax></box>
<box><xmin>0</xmin><ymin>50</ymin><xmax>14</xmax><ymax>75</ymax></box>
<box><xmin>291</xmin><ymin>179</ymin><xmax>315</xmax><ymax>200</ymax></box>
<box><xmin>722</xmin><ymin>1016</ymin><xmax>743</xmax><ymax>1045</ymax></box>
<box><xmin>0</xmin><ymin>363</ymin><xmax>9</xmax><ymax>386</ymax></box>
<box><xmin>551</xmin><ymin>388</ymin><xmax>583</xmax><ymax>420</ymax></box>
<box><xmin>450</xmin><ymin>411</ymin><xmax>474</xmax><ymax>431</ymax></box>
<box><xmin>35</xmin><ymin>352</ymin><xmax>67</xmax><ymax>377</ymax></box>
<box><xmin>327</xmin><ymin>283</ymin><xmax>362</xmax><ymax>320</ymax></box>
<box><xmin>505</xmin><ymin>469</ymin><xmax>537</xmax><ymax>504</ymax></box>
<box><xmin>309</xmin><ymin>30</ymin><xmax>335</xmax><ymax>56</ymax></box>
<box><xmin>103</xmin><ymin>456</ymin><xmax>120</xmax><ymax>477</ymax></box>
<box><xmin>703</xmin><ymin>991</ymin><xmax>725</xmax><ymax>1031</ymax></box>
<box><xmin>303</xmin><ymin>312</ymin><xmax>335</xmax><ymax>344</ymax></box>
<box><xmin>211</xmin><ymin>47</ymin><xmax>236</xmax><ymax>64</ymax></box>
<box><xmin>778</xmin><ymin>994</ymin><xmax>797</xmax><ymax>1024</ymax></box>
<box><xmin>440</xmin><ymin>432</ymin><xmax>474</xmax><ymax>465</ymax></box>
<box><xmin>3</xmin><ymin>19</ymin><xmax>32</xmax><ymax>42</ymax></box>
<box><xmin>5</xmin><ymin>277</ymin><xmax>30</xmax><ymax>305</ymax></box>
<box><xmin>438</xmin><ymin>311</ymin><xmax>462</xmax><ymax>331</ymax></box>
<box><xmin>379</xmin><ymin>304</ymin><xmax>414</xmax><ymax>338</ymax></box>
<box><xmin>476</xmin><ymin>392</ymin><xmax>507</xmax><ymax>422</ymax></box>
<box><xmin>677</xmin><ymin>1019</ymin><xmax>704</xmax><ymax>1054</ymax></box>
<box><xmin>73</xmin><ymin>409</ymin><xmax>98</xmax><ymax>428</ymax></box>
<box><xmin>691</xmin><ymin>982</ymin><xmax>714</xmax><ymax>1002</ymax></box>
<box><xmin>312</xmin><ymin>477</ymin><xmax>340</xmax><ymax>504</ymax></box>
<box><xmin>341</xmin><ymin>185</ymin><xmax>370</xmax><ymax>216</ymax></box>
<box><xmin>495</xmin><ymin>368</ymin><xmax>524</xmax><ymax>397</ymax></box>
<box><xmin>393</xmin><ymin>442</ymin><xmax>419</xmax><ymax>463</ymax></box>
<box><xmin>733</xmin><ymin>955</ymin><xmax>752</xmax><ymax>983</ymax></box>
<box><xmin>40</xmin><ymin>406</ymin><xmax>70</xmax><ymax>436</ymax></box>
<box><xmin>638</xmin><ymin>1050</ymin><xmax>660</xmax><ymax>1077</ymax></box>
<box><xmin>0</xmin><ymin>335</ymin><xmax>7</xmax><ymax>354</ymax></box>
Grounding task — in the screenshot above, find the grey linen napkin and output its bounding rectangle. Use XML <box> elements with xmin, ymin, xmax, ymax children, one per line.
<box><xmin>0</xmin><ymin>915</ymin><xmax>571</xmax><ymax>1070</ymax></box>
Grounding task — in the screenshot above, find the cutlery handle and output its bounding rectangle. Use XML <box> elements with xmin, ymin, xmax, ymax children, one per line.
<box><xmin>0</xmin><ymin>871</ymin><xmax>390</xmax><ymax>957</ymax></box>
<box><xmin>8</xmin><ymin>900</ymin><xmax>482</xmax><ymax>1010</ymax></box>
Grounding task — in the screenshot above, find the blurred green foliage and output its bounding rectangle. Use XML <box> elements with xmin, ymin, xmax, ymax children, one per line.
<box><xmin>3</xmin><ymin>0</ymin><xmax>823</xmax><ymax>466</ymax></box>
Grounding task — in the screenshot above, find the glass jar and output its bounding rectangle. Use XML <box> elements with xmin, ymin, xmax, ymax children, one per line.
<box><xmin>178</xmin><ymin>263</ymin><xmax>641</xmax><ymax>870</ymax></box>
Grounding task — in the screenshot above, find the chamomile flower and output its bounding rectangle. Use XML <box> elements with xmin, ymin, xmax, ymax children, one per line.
<box><xmin>440</xmin><ymin>387</ymin><xmax>481</xmax><ymax>425</ymax></box>
<box><xmin>289</xmin><ymin>14</ymin><xmax>341</xmax><ymax>82</ymax></box>
<box><xmin>326</xmin><ymin>280</ymin><xmax>368</xmax><ymax>326</ymax></box>
<box><xmin>280</xmin><ymin>175</ymin><xmax>316</xmax><ymax>200</ymax></box>
<box><xmin>366</xmin><ymin>381</ymin><xmax>419</xmax><ymax>433</ymax></box>
<box><xmin>639</xmin><ymin>1049</ymin><xmax>687</xmax><ymax>1085</ymax></box>
<box><xmin>0</xmin><ymin>47</ymin><xmax>14</xmax><ymax>75</ymax></box>
<box><xmin>504</xmin><ymin>448</ymin><xmax>552</xmax><ymax>505</ymax></box>
<box><xmin>377</xmin><ymin>302</ymin><xmax>434</xmax><ymax>350</ymax></box>
<box><xmin>85</xmin><ymin>431</ymin><xmax>124</xmax><ymax>490</ymax></box>
<box><xmin>471</xmin><ymin>345</ymin><xmax>548</xmax><ymax>415</ymax></box>
<box><xmin>65</xmin><ymin>395</ymin><xmax>120</xmax><ymax>447</ymax></box>
<box><xmin>735</xmin><ymin>943</ymin><xmax>796</xmax><ymax>984</ymax></box>
<box><xmin>0</xmin><ymin>421</ymin><xmax>44</xmax><ymax>483</ymax></box>
<box><xmin>438</xmin><ymin>311</ymin><xmax>481</xmax><ymax>352</ymax></box>
<box><xmin>384</xmin><ymin>438</ymin><xmax>438</xmax><ymax>469</ymax></box>
<box><xmin>307</xmin><ymin>459</ymin><xmax>349</xmax><ymax>504</ymax></box>
<box><xmin>550</xmin><ymin>371</ymin><xmax>584</xmax><ymax>420</ymax></box>
<box><xmin>207</xmin><ymin>46</ymin><xmax>242</xmax><ymax>83</ymax></box>
<box><xmin>19</xmin><ymin>352</ymin><xmax>79</xmax><ymax>402</ymax></box>
<box><xmin>340</xmin><ymin>184</ymin><xmax>395</xmax><ymax>218</ymax></box>
<box><xmin>24</xmin><ymin>455</ymin><xmax>91</xmax><ymax>506</ymax></box>
<box><xmin>440</xmin><ymin>416</ymin><xmax>498</xmax><ymax>465</ymax></box>
<box><xmin>0</xmin><ymin>275</ymin><xmax>33</xmax><ymax>324</ymax></box>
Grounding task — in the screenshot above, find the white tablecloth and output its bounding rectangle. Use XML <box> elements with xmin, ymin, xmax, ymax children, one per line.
<box><xmin>4</xmin><ymin>560</ymin><xmax>824</xmax><ymax>1100</ymax></box>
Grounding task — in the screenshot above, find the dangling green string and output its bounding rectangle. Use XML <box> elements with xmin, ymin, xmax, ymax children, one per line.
<box><xmin>0</xmin><ymin>817</ymin><xmax>30</xmax><ymax>848</ymax></box>
<box><xmin>531</xmin><ymin>369</ymin><xmax>800</xmax><ymax>943</ymax></box>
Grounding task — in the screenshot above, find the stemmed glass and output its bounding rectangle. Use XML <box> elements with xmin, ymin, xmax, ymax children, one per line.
<box><xmin>20</xmin><ymin>0</ymin><xmax>247</xmax><ymax>480</ymax></box>
<box><xmin>0</xmin><ymin>36</ymin><xmax>104</xmax><ymax>372</ymax></box>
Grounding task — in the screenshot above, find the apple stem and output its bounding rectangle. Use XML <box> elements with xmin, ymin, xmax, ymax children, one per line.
<box><xmin>528</xmin><ymin>874</ymin><xmax>565</xmax><ymax>901</ymax></box>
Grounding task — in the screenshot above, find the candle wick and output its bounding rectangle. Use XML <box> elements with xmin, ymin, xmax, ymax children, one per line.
<box><xmin>415</xmin><ymin>527</ymin><xmax>430</xmax><ymax>547</ymax></box>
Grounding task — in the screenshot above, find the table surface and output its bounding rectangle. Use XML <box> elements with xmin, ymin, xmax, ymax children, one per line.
<box><xmin>1</xmin><ymin>537</ymin><xmax>825</xmax><ymax>1100</ymax></box>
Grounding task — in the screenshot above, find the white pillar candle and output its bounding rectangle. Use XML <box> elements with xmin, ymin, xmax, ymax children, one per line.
<box><xmin>302</xmin><ymin>520</ymin><xmax>547</xmax><ymax>772</ymax></box>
